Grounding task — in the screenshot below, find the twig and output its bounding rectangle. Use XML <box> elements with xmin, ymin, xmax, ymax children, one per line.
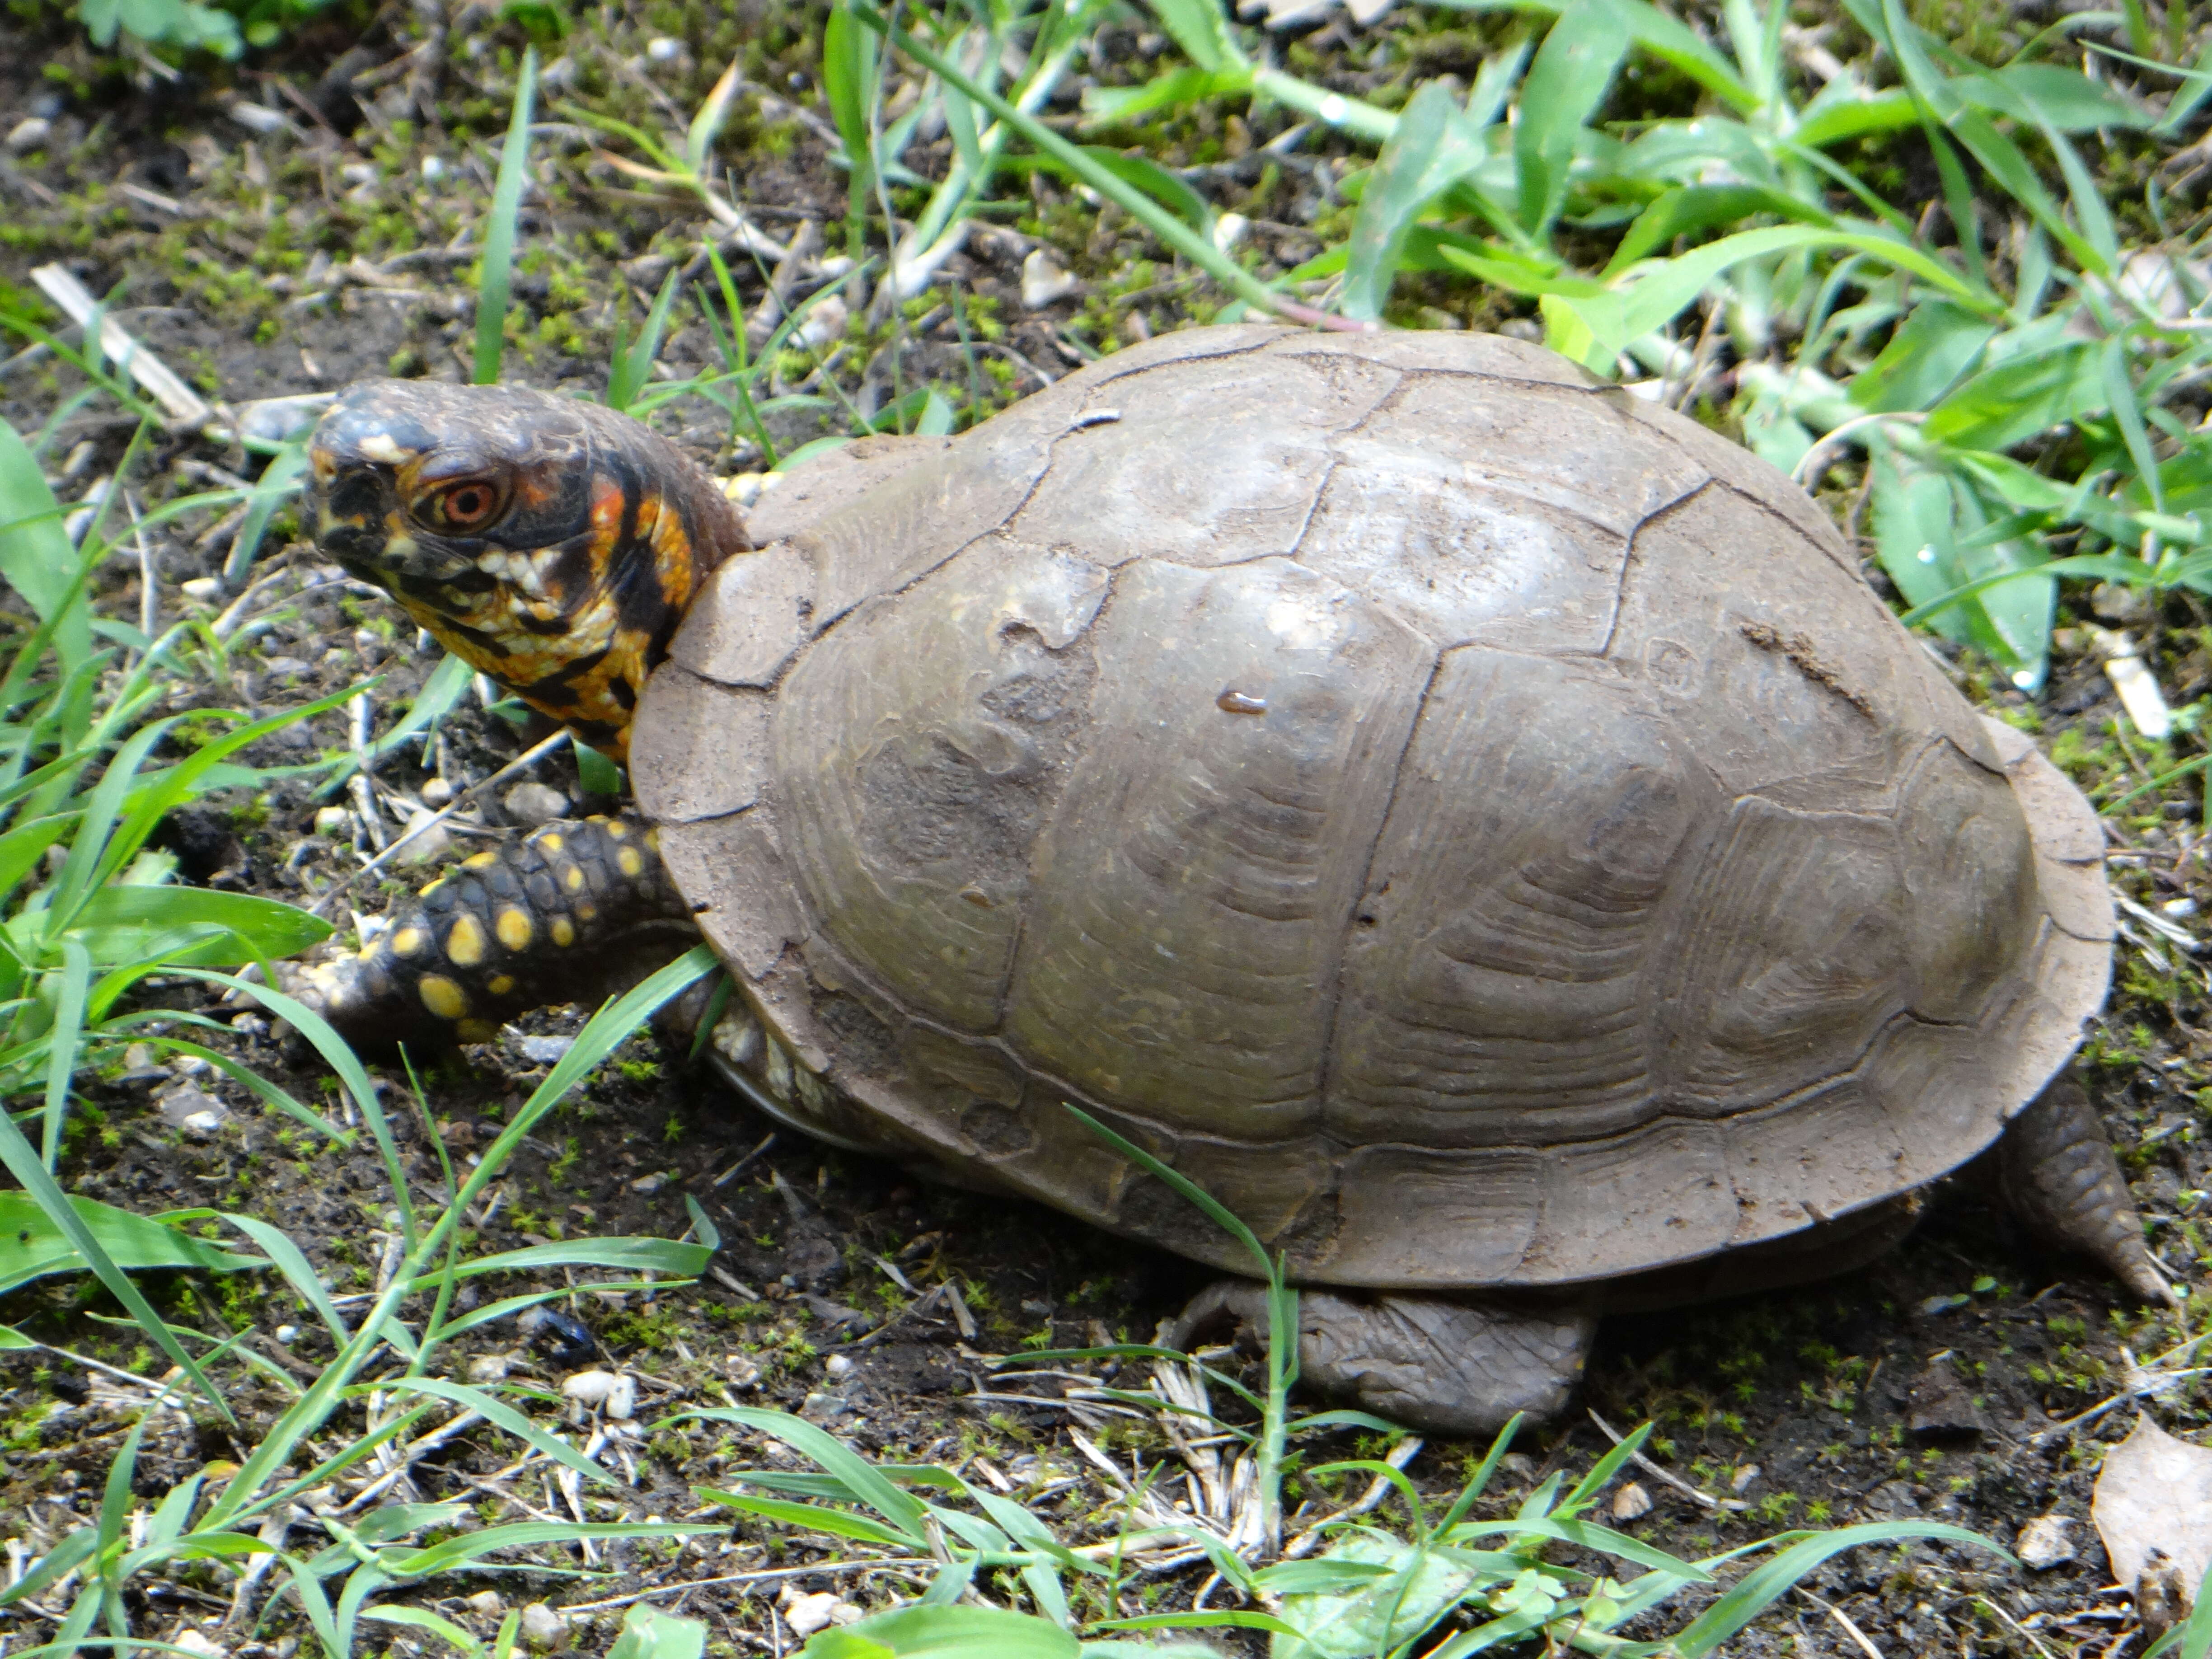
<box><xmin>29</xmin><ymin>263</ymin><xmax>213</xmax><ymax>427</ymax></box>
<box><xmin>561</xmin><ymin>1559</ymin><xmax>935</xmax><ymax>1614</ymax></box>
<box><xmin>1798</xmin><ymin>1588</ymin><xmax>1887</xmax><ymax>1659</ymax></box>
<box><xmin>1587</xmin><ymin>1410</ymin><xmax>1750</xmax><ymax>1512</ymax></box>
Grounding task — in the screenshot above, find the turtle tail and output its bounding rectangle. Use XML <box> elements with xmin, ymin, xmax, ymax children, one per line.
<box><xmin>282</xmin><ymin>815</ymin><xmax>698</xmax><ymax>1052</ymax></box>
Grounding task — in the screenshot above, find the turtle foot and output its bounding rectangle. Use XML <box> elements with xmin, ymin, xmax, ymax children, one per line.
<box><xmin>280</xmin><ymin>814</ymin><xmax>694</xmax><ymax>1053</ymax></box>
<box><xmin>2001</xmin><ymin>1075</ymin><xmax>2179</xmax><ymax>1307</ymax></box>
<box><xmin>1168</xmin><ymin>1280</ymin><xmax>1595</xmax><ymax>1436</ymax></box>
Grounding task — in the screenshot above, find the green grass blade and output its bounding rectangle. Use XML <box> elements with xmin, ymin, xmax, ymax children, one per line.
<box><xmin>1064</xmin><ymin>1103</ymin><xmax>1271</xmax><ymax>1276</ymax></box>
<box><xmin>679</xmin><ymin>1405</ymin><xmax>933</xmax><ymax>1537</ymax></box>
<box><xmin>0</xmin><ymin>1114</ymin><xmax>236</xmax><ymax>1417</ymax></box>
<box><xmin>38</xmin><ymin>936</ymin><xmax>89</xmax><ymax>1169</ymax></box>
<box><xmin>219</xmin><ymin>442</ymin><xmax>310</xmax><ymax>590</ymax></box>
<box><xmin>1665</xmin><ymin>1522</ymin><xmax>2006</xmax><ymax>1656</ymax></box>
<box><xmin>609</xmin><ymin>272</ymin><xmax>683</xmax><ymax>413</ymax></box>
<box><xmin>854</xmin><ymin>3</ymin><xmax>1287</xmax><ymax>318</ymax></box>
<box><xmin>475</xmin><ymin>46</ymin><xmax>540</xmax><ymax>386</ymax></box>
<box><xmin>823</xmin><ymin>0</ymin><xmax>881</xmax><ymax>261</ymax></box>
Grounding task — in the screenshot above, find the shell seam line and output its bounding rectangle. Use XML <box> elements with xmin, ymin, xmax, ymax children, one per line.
<box><xmin>1594</xmin><ymin>474</ymin><xmax>1720</xmax><ymax>662</ymax></box>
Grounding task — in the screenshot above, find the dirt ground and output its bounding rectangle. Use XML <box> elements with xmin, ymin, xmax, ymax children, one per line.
<box><xmin>4</xmin><ymin>0</ymin><xmax>2212</xmax><ymax>1653</ymax></box>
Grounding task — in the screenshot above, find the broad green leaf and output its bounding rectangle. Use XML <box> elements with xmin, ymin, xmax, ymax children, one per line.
<box><xmin>0</xmin><ymin>418</ymin><xmax>92</xmax><ymax>675</ymax></box>
<box><xmin>1514</xmin><ymin>0</ymin><xmax>1630</xmax><ymax>239</ymax></box>
<box><xmin>1923</xmin><ymin>342</ymin><xmax>2103</xmax><ymax>451</ymax></box>
<box><xmin>446</xmin><ymin>1236</ymin><xmax>712</xmax><ymax>1280</ymax></box>
<box><xmin>0</xmin><ymin>1324</ymin><xmax>31</xmax><ymax>1349</ymax></box>
<box><xmin>0</xmin><ymin>1190</ymin><xmax>266</xmax><ymax>1294</ymax></box>
<box><xmin>1148</xmin><ymin>0</ymin><xmax>1242</xmax><ymax>75</ymax></box>
<box><xmin>1344</xmin><ymin>80</ymin><xmax>1490</xmax><ymax>320</ymax></box>
<box><xmin>1992</xmin><ymin>62</ymin><xmax>2155</xmax><ymax>130</ymax></box>
<box><xmin>62</xmin><ymin>883</ymin><xmax>333</xmax><ymax>965</ymax></box>
<box><xmin>1850</xmin><ymin>301</ymin><xmax>1997</xmax><ymax>412</ymax></box>
<box><xmin>805</xmin><ymin>1606</ymin><xmax>1079</xmax><ymax>1658</ymax></box>
<box><xmin>1433</xmin><ymin>0</ymin><xmax>1753</xmax><ymax>110</ymax></box>
<box><xmin>609</xmin><ymin>1604</ymin><xmax>708</xmax><ymax>1659</ymax></box>
<box><xmin>381</xmin><ymin>1520</ymin><xmax>722</xmax><ymax>1578</ymax></box>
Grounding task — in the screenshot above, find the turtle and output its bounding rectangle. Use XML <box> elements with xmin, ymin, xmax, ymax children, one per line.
<box><xmin>292</xmin><ymin>323</ymin><xmax>2165</xmax><ymax>1435</ymax></box>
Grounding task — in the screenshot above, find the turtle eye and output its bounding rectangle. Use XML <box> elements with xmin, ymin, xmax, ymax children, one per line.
<box><xmin>419</xmin><ymin>477</ymin><xmax>510</xmax><ymax>534</ymax></box>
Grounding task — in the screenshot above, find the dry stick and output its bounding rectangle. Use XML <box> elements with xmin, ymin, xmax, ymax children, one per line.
<box><xmin>304</xmin><ymin>727</ymin><xmax>572</xmax><ymax>917</ymax></box>
<box><xmin>562</xmin><ymin>1560</ymin><xmax>936</xmax><ymax>1615</ymax></box>
<box><xmin>1587</xmin><ymin>1409</ymin><xmax>1749</xmax><ymax>1512</ymax></box>
<box><xmin>29</xmin><ymin>262</ymin><xmax>214</xmax><ymax>427</ymax></box>
<box><xmin>1797</xmin><ymin>1587</ymin><xmax>1888</xmax><ymax>1659</ymax></box>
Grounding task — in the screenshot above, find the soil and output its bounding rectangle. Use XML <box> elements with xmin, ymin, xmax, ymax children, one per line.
<box><xmin>3</xmin><ymin>1</ymin><xmax>2211</xmax><ymax>1655</ymax></box>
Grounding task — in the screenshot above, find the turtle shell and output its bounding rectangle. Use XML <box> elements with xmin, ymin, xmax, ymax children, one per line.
<box><xmin>632</xmin><ymin>325</ymin><xmax>2112</xmax><ymax>1291</ymax></box>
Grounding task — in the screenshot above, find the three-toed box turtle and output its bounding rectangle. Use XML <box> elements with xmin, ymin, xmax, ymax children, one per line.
<box><xmin>296</xmin><ymin>324</ymin><xmax>2160</xmax><ymax>1433</ymax></box>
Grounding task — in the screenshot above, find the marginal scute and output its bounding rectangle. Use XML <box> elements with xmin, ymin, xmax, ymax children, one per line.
<box><xmin>1719</xmin><ymin>1077</ymin><xmax>1907</xmax><ymax>1245</ymax></box>
<box><xmin>669</xmin><ymin>542</ymin><xmax>814</xmax><ymax>688</ymax></box>
<box><xmin>1326</xmin><ymin>1145</ymin><xmax>1544</xmax><ymax>1284</ymax></box>
<box><xmin>656</xmin><ymin>809</ymin><xmax>807</xmax><ymax>981</ymax></box>
<box><xmin>1864</xmin><ymin>1019</ymin><xmax>2010</xmax><ymax>1184</ymax></box>
<box><xmin>1527</xmin><ymin>1120</ymin><xmax>1735</xmax><ymax>1284</ymax></box>
<box><xmin>631</xmin><ymin>664</ymin><xmax>772</xmax><ymax>822</ymax></box>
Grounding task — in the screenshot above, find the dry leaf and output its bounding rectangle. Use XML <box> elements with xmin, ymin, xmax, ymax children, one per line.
<box><xmin>2092</xmin><ymin>1416</ymin><xmax>2212</xmax><ymax>1594</ymax></box>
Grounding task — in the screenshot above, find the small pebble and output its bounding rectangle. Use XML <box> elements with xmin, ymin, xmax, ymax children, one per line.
<box><xmin>797</xmin><ymin>294</ymin><xmax>848</xmax><ymax>350</ymax></box>
<box><xmin>465</xmin><ymin>1590</ymin><xmax>505</xmax><ymax>1617</ymax></box>
<box><xmin>503</xmin><ymin>782</ymin><xmax>569</xmax><ymax>828</ymax></box>
<box><xmin>179</xmin><ymin>577</ymin><xmax>221</xmax><ymax>601</ymax></box>
<box><xmin>312</xmin><ymin>806</ymin><xmax>351</xmax><ymax>838</ymax></box>
<box><xmin>1611</xmin><ymin>1481</ymin><xmax>1651</xmax><ymax>1521</ymax></box>
<box><xmin>7</xmin><ymin>116</ymin><xmax>53</xmax><ymax>153</ymax></box>
<box><xmin>606</xmin><ymin>1374</ymin><xmax>637</xmax><ymax>1420</ymax></box>
<box><xmin>1728</xmin><ymin>1464</ymin><xmax>1759</xmax><ymax>1494</ymax></box>
<box><xmin>172</xmin><ymin>1631</ymin><xmax>227</xmax><ymax>1659</ymax></box>
<box><xmin>159</xmin><ymin>1086</ymin><xmax>230</xmax><ymax>1137</ymax></box>
<box><xmin>645</xmin><ymin>35</ymin><xmax>683</xmax><ymax>61</ymax></box>
<box><xmin>518</xmin><ymin>1603</ymin><xmax>568</xmax><ymax>1651</ymax></box>
<box><xmin>628</xmin><ymin>1172</ymin><xmax>666</xmax><ymax>1195</ymax></box>
<box><xmin>1212</xmin><ymin>211</ymin><xmax>1250</xmax><ymax>253</ymax></box>
<box><xmin>420</xmin><ymin>155</ymin><xmax>445</xmax><ymax>180</ymax></box>
<box><xmin>273</xmin><ymin>1325</ymin><xmax>298</xmax><ymax>1345</ymax></box>
<box><xmin>1021</xmin><ymin>248</ymin><xmax>1081</xmax><ymax>309</ymax></box>
<box><xmin>466</xmin><ymin>1354</ymin><xmax>510</xmax><ymax>1383</ymax></box>
<box><xmin>781</xmin><ymin>1592</ymin><xmax>852</xmax><ymax>1638</ymax></box>
<box><xmin>512</xmin><ymin>1033</ymin><xmax>576</xmax><ymax>1067</ymax></box>
<box><xmin>2015</xmin><ymin>1513</ymin><xmax>2077</xmax><ymax>1570</ymax></box>
<box><xmin>420</xmin><ymin>777</ymin><xmax>456</xmax><ymax>809</ymax></box>
<box><xmin>561</xmin><ymin>1370</ymin><xmax>619</xmax><ymax>1407</ymax></box>
<box><xmin>824</xmin><ymin>1354</ymin><xmax>853</xmax><ymax>1381</ymax></box>
<box><xmin>726</xmin><ymin>1354</ymin><xmax>762</xmax><ymax>1390</ymax></box>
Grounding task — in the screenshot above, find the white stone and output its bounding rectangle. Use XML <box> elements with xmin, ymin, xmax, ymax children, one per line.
<box><xmin>2017</xmin><ymin>1513</ymin><xmax>2078</xmax><ymax>1570</ymax></box>
<box><xmin>1611</xmin><ymin>1481</ymin><xmax>1651</xmax><ymax>1521</ymax></box>
<box><xmin>783</xmin><ymin>1593</ymin><xmax>846</xmax><ymax>1637</ymax></box>
<box><xmin>7</xmin><ymin>117</ymin><xmax>53</xmax><ymax>153</ymax></box>
<box><xmin>824</xmin><ymin>1354</ymin><xmax>853</xmax><ymax>1381</ymax></box>
<box><xmin>502</xmin><ymin>782</ymin><xmax>569</xmax><ymax>828</ymax></box>
<box><xmin>561</xmin><ymin>1370</ymin><xmax>619</xmax><ymax>1407</ymax></box>
<box><xmin>1021</xmin><ymin>248</ymin><xmax>1082</xmax><ymax>310</ymax></box>
<box><xmin>519</xmin><ymin>1603</ymin><xmax>568</xmax><ymax>1650</ymax></box>
<box><xmin>605</xmin><ymin>1373</ymin><xmax>637</xmax><ymax>1420</ymax></box>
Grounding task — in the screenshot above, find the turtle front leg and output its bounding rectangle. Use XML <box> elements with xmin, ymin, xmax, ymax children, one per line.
<box><xmin>282</xmin><ymin>814</ymin><xmax>697</xmax><ymax>1051</ymax></box>
<box><xmin>1999</xmin><ymin>1075</ymin><xmax>2178</xmax><ymax>1307</ymax></box>
<box><xmin>1169</xmin><ymin>1280</ymin><xmax>1596</xmax><ymax>1435</ymax></box>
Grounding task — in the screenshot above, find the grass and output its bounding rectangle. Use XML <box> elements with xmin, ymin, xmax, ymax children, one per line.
<box><xmin>8</xmin><ymin>1</ymin><xmax>2212</xmax><ymax>1651</ymax></box>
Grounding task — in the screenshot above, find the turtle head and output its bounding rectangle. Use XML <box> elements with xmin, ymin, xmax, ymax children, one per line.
<box><xmin>308</xmin><ymin>380</ymin><xmax>747</xmax><ymax>760</ymax></box>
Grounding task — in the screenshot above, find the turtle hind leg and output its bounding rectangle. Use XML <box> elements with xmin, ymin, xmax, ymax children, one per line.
<box><xmin>1169</xmin><ymin>1280</ymin><xmax>1596</xmax><ymax>1435</ymax></box>
<box><xmin>281</xmin><ymin>813</ymin><xmax>696</xmax><ymax>1053</ymax></box>
<box><xmin>2000</xmin><ymin>1075</ymin><xmax>2179</xmax><ymax>1307</ymax></box>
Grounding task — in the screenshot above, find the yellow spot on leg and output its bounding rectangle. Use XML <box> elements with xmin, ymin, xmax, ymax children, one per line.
<box><xmin>536</xmin><ymin>832</ymin><xmax>566</xmax><ymax>854</ymax></box>
<box><xmin>446</xmin><ymin>913</ymin><xmax>487</xmax><ymax>968</ymax></box>
<box><xmin>487</xmin><ymin>974</ymin><xmax>516</xmax><ymax>996</ymax></box>
<box><xmin>464</xmin><ymin>852</ymin><xmax>500</xmax><ymax>870</ymax></box>
<box><xmin>617</xmin><ymin>846</ymin><xmax>644</xmax><ymax>877</ymax></box>
<box><xmin>605</xmin><ymin>820</ymin><xmax>628</xmax><ymax>839</ymax></box>
<box><xmin>496</xmin><ymin>908</ymin><xmax>533</xmax><ymax>951</ymax></box>
<box><xmin>456</xmin><ymin>1019</ymin><xmax>497</xmax><ymax>1043</ymax></box>
<box><xmin>419</xmin><ymin>975</ymin><xmax>469</xmax><ymax>1020</ymax></box>
<box><xmin>391</xmin><ymin>927</ymin><xmax>425</xmax><ymax>958</ymax></box>
<box><xmin>562</xmin><ymin>864</ymin><xmax>585</xmax><ymax>892</ymax></box>
<box><xmin>575</xmin><ymin>900</ymin><xmax>598</xmax><ymax>922</ymax></box>
<box><xmin>551</xmin><ymin>917</ymin><xmax>576</xmax><ymax>947</ymax></box>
